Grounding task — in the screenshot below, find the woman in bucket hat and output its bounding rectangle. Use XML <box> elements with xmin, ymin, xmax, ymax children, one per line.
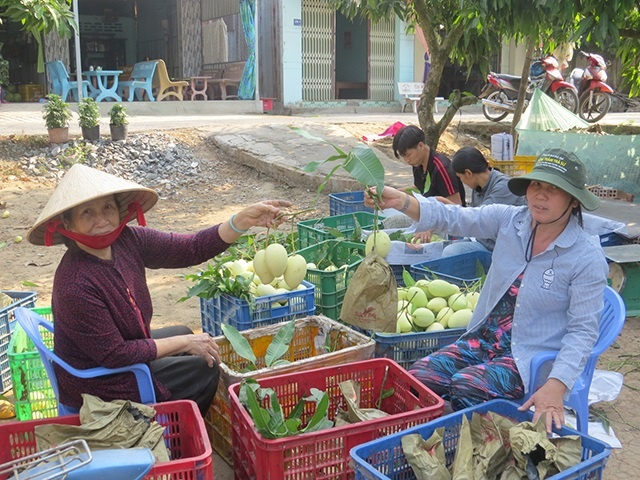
<box><xmin>28</xmin><ymin>164</ymin><xmax>291</xmax><ymax>415</ymax></box>
<box><xmin>364</xmin><ymin>148</ymin><xmax>608</xmax><ymax>433</ymax></box>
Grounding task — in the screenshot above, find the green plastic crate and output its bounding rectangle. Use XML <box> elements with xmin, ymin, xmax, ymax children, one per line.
<box><xmin>8</xmin><ymin>307</ymin><xmax>58</xmax><ymax>420</ymax></box>
<box><xmin>295</xmin><ymin>240</ymin><xmax>366</xmax><ymax>320</ymax></box>
<box><xmin>296</xmin><ymin>212</ymin><xmax>384</xmax><ymax>249</ymax></box>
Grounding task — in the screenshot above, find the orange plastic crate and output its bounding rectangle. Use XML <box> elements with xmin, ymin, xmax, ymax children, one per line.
<box><xmin>0</xmin><ymin>400</ymin><xmax>212</xmax><ymax>480</ymax></box>
<box><xmin>229</xmin><ymin>358</ymin><xmax>444</xmax><ymax>479</ymax></box>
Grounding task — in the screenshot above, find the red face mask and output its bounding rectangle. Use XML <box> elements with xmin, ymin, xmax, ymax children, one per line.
<box><xmin>45</xmin><ymin>201</ymin><xmax>147</xmax><ymax>248</ymax></box>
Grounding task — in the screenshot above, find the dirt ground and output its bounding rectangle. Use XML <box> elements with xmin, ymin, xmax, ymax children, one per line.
<box><xmin>1</xmin><ymin>124</ymin><xmax>638</xmax><ymax>478</ymax></box>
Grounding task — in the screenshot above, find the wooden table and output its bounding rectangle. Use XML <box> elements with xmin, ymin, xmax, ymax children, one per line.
<box><xmin>84</xmin><ymin>69</ymin><xmax>123</xmax><ymax>102</ymax></box>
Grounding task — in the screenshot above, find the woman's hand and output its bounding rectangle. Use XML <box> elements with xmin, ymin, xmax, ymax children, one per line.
<box><xmin>233</xmin><ymin>200</ymin><xmax>292</xmax><ymax>231</ymax></box>
<box><xmin>518</xmin><ymin>378</ymin><xmax>567</xmax><ymax>434</ymax></box>
<box><xmin>411</xmin><ymin>229</ymin><xmax>434</xmax><ymax>243</ymax></box>
<box><xmin>363</xmin><ymin>186</ymin><xmax>406</xmax><ymax>210</ymax></box>
<box><xmin>155</xmin><ymin>333</ymin><xmax>221</xmax><ymax>368</ymax></box>
<box><xmin>184</xmin><ymin>333</ymin><xmax>221</xmax><ymax>368</ymax></box>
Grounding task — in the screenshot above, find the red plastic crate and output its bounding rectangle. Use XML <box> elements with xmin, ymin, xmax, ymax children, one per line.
<box><xmin>229</xmin><ymin>358</ymin><xmax>444</xmax><ymax>479</ymax></box>
<box><xmin>0</xmin><ymin>400</ymin><xmax>212</xmax><ymax>480</ymax></box>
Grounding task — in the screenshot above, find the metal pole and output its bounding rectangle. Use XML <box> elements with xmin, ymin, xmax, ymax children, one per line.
<box><xmin>254</xmin><ymin>0</ymin><xmax>260</xmax><ymax>106</ymax></box>
<box><xmin>73</xmin><ymin>0</ymin><xmax>83</xmax><ymax>101</ymax></box>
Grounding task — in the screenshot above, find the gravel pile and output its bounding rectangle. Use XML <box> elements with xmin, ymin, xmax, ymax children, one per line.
<box><xmin>7</xmin><ymin>133</ymin><xmax>208</xmax><ymax>197</ymax></box>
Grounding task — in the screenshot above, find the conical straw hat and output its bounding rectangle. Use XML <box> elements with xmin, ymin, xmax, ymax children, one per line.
<box><xmin>28</xmin><ymin>164</ymin><xmax>159</xmax><ymax>245</ymax></box>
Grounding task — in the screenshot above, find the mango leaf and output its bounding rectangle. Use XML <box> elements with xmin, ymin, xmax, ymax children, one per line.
<box><xmin>266</xmin><ymin>390</ymin><xmax>286</xmax><ymax>432</ymax></box>
<box><xmin>0</xmin><ymin>242</ymin><xmax>6</xmax><ymax>249</ymax></box>
<box><xmin>284</xmin><ymin>418</ymin><xmax>302</xmax><ymax>433</ymax></box>
<box><xmin>265</xmin><ymin>319</ymin><xmax>296</xmax><ymax>367</ymax></box>
<box><xmin>221</xmin><ymin>323</ymin><xmax>257</xmax><ymax>368</ymax></box>
<box><xmin>304</xmin><ymin>388</ymin><xmax>327</xmax><ymax>403</ymax></box>
<box><xmin>21</xmin><ymin>281</ymin><xmax>39</xmax><ymax>287</ymax></box>
<box><xmin>402</xmin><ymin>269</ymin><xmax>416</xmax><ymax>287</ymax></box>
<box><xmin>243</xmin><ymin>382</ymin><xmax>278</xmax><ymax>438</ymax></box>
<box><xmin>325</xmin><ymin>227</ymin><xmax>345</xmax><ymax>239</ymax></box>
<box><xmin>269</xmin><ymin>359</ymin><xmax>291</xmax><ymax>368</ymax></box>
<box><xmin>342</xmin><ymin>143</ymin><xmax>385</xmax><ymax>193</ymax></box>
<box><xmin>302</xmin><ymin>392</ymin><xmax>332</xmax><ymax>433</ymax></box>
<box><xmin>475</xmin><ymin>259</ymin><xmax>486</xmax><ymax>278</ymax></box>
<box><xmin>289</xmin><ymin>126</ymin><xmax>330</xmax><ymax>143</ymax></box>
<box><xmin>288</xmin><ymin>397</ymin><xmax>306</xmax><ymax>421</ymax></box>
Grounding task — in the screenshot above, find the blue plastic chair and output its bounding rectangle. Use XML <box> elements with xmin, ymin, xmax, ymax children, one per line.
<box><xmin>15</xmin><ymin>307</ymin><xmax>156</xmax><ymax>416</ymax></box>
<box><xmin>523</xmin><ymin>286</ymin><xmax>626</xmax><ymax>433</ymax></box>
<box><xmin>45</xmin><ymin>60</ymin><xmax>90</xmax><ymax>102</ymax></box>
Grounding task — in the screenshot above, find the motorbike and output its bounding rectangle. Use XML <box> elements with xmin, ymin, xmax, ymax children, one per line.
<box><xmin>567</xmin><ymin>51</ymin><xmax>614</xmax><ymax>123</ymax></box>
<box><xmin>479</xmin><ymin>55</ymin><xmax>579</xmax><ymax>122</ymax></box>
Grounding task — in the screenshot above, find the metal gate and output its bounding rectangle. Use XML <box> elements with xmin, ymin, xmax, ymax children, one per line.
<box><xmin>301</xmin><ymin>0</ymin><xmax>334</xmax><ymax>101</ymax></box>
<box><xmin>369</xmin><ymin>17</ymin><xmax>395</xmax><ymax>101</ymax></box>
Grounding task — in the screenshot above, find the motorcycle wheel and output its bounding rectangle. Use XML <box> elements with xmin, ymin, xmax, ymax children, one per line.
<box><xmin>579</xmin><ymin>91</ymin><xmax>611</xmax><ymax>123</ymax></box>
<box><xmin>482</xmin><ymin>91</ymin><xmax>510</xmax><ymax>122</ymax></box>
<box><xmin>553</xmin><ymin>88</ymin><xmax>579</xmax><ymax>113</ymax></box>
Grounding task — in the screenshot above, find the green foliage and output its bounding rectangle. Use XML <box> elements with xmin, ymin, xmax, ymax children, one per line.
<box><xmin>0</xmin><ymin>43</ymin><xmax>9</xmax><ymax>86</ymax></box>
<box><xmin>221</xmin><ymin>319</ymin><xmax>296</xmax><ymax>372</ymax></box>
<box><xmin>181</xmin><ymin>257</ymin><xmax>254</xmax><ymax>303</ymax></box>
<box><xmin>42</xmin><ymin>93</ymin><xmax>72</xmax><ymax>129</ymax></box>
<box><xmin>78</xmin><ymin>97</ymin><xmax>100</xmax><ymax>128</ymax></box>
<box><xmin>0</xmin><ymin>0</ymin><xmax>77</xmax><ymax>73</ymax></box>
<box><xmin>239</xmin><ymin>379</ymin><xmax>333</xmax><ymax>439</ymax></box>
<box><xmin>108</xmin><ymin>103</ymin><xmax>128</xmax><ymax>126</ymax></box>
<box><xmin>290</xmin><ymin>126</ymin><xmax>385</xmax><ymax>197</ymax></box>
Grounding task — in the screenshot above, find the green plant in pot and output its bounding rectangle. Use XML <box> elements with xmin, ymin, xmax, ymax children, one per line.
<box><xmin>108</xmin><ymin>103</ymin><xmax>128</xmax><ymax>141</ymax></box>
<box><xmin>78</xmin><ymin>97</ymin><xmax>101</xmax><ymax>142</ymax></box>
<box><xmin>42</xmin><ymin>94</ymin><xmax>73</xmax><ymax>144</ymax></box>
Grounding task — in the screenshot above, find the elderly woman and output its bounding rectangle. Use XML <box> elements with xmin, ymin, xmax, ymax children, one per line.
<box><xmin>365</xmin><ymin>149</ymin><xmax>608</xmax><ymax>433</ymax></box>
<box><xmin>28</xmin><ymin>164</ymin><xmax>291</xmax><ymax>415</ymax></box>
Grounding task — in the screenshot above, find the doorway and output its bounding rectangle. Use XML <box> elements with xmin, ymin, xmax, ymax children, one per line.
<box><xmin>334</xmin><ymin>12</ymin><xmax>367</xmax><ymax>99</ymax></box>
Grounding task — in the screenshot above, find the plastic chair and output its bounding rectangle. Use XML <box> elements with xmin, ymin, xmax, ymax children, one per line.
<box><xmin>15</xmin><ymin>307</ymin><xmax>156</xmax><ymax>416</ymax></box>
<box><xmin>523</xmin><ymin>286</ymin><xmax>626</xmax><ymax>433</ymax></box>
<box><xmin>45</xmin><ymin>61</ymin><xmax>90</xmax><ymax>102</ymax></box>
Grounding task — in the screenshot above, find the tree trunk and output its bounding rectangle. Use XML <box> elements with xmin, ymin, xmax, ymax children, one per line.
<box><xmin>510</xmin><ymin>37</ymin><xmax>537</xmax><ymax>148</ymax></box>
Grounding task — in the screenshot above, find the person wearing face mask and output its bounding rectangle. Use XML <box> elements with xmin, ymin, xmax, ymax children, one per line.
<box><xmin>439</xmin><ymin>146</ymin><xmax>527</xmax><ymax>257</ymax></box>
<box><xmin>27</xmin><ymin>164</ymin><xmax>291</xmax><ymax>415</ymax></box>
<box><xmin>363</xmin><ymin>148</ymin><xmax>608</xmax><ymax>434</ymax></box>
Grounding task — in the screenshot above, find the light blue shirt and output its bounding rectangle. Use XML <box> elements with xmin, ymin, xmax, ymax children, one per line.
<box><xmin>414</xmin><ymin>196</ymin><xmax>609</xmax><ymax>393</ymax></box>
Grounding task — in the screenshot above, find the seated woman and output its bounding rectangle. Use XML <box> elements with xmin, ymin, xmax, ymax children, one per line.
<box><xmin>27</xmin><ymin>164</ymin><xmax>291</xmax><ymax>415</ymax></box>
<box><xmin>364</xmin><ymin>149</ymin><xmax>608</xmax><ymax>433</ymax></box>
<box><xmin>439</xmin><ymin>146</ymin><xmax>526</xmax><ymax>257</ymax></box>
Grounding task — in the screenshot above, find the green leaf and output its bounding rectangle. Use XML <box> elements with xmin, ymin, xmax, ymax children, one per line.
<box><xmin>302</xmin><ymin>391</ymin><xmax>331</xmax><ymax>433</ymax></box>
<box><xmin>221</xmin><ymin>323</ymin><xmax>257</xmax><ymax>367</ymax></box>
<box><xmin>402</xmin><ymin>269</ymin><xmax>416</xmax><ymax>287</ymax></box>
<box><xmin>265</xmin><ymin>319</ymin><xmax>296</xmax><ymax>367</ymax></box>
<box><xmin>289</xmin><ymin>125</ymin><xmax>326</xmax><ymax>142</ymax></box>
<box><xmin>269</xmin><ymin>359</ymin><xmax>291</xmax><ymax>368</ymax></box>
<box><xmin>288</xmin><ymin>397</ymin><xmax>307</xmax><ymax>421</ymax></box>
<box><xmin>21</xmin><ymin>281</ymin><xmax>40</xmax><ymax>287</ymax></box>
<box><xmin>266</xmin><ymin>390</ymin><xmax>286</xmax><ymax>431</ymax></box>
<box><xmin>243</xmin><ymin>381</ymin><xmax>278</xmax><ymax>439</ymax></box>
<box><xmin>325</xmin><ymin>227</ymin><xmax>345</xmax><ymax>239</ymax></box>
<box><xmin>475</xmin><ymin>259</ymin><xmax>486</xmax><ymax>277</ymax></box>
<box><xmin>0</xmin><ymin>242</ymin><xmax>6</xmax><ymax>249</ymax></box>
<box><xmin>342</xmin><ymin>144</ymin><xmax>385</xmax><ymax>192</ymax></box>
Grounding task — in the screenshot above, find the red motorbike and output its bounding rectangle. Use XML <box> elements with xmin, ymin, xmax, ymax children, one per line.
<box><xmin>480</xmin><ymin>55</ymin><xmax>579</xmax><ymax>122</ymax></box>
<box><xmin>567</xmin><ymin>51</ymin><xmax>614</xmax><ymax>123</ymax></box>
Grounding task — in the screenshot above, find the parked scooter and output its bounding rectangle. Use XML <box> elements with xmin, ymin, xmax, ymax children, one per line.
<box><xmin>567</xmin><ymin>51</ymin><xmax>614</xmax><ymax>123</ymax></box>
<box><xmin>480</xmin><ymin>55</ymin><xmax>579</xmax><ymax>122</ymax></box>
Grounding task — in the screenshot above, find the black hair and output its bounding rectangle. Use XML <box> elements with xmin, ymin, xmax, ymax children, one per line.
<box><xmin>451</xmin><ymin>147</ymin><xmax>489</xmax><ymax>174</ymax></box>
<box><xmin>392</xmin><ymin>125</ymin><xmax>425</xmax><ymax>159</ymax></box>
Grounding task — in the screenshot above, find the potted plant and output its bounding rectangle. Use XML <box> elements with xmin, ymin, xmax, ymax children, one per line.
<box><xmin>78</xmin><ymin>97</ymin><xmax>101</xmax><ymax>141</ymax></box>
<box><xmin>108</xmin><ymin>103</ymin><xmax>128</xmax><ymax>141</ymax></box>
<box><xmin>42</xmin><ymin>94</ymin><xmax>72</xmax><ymax>144</ymax></box>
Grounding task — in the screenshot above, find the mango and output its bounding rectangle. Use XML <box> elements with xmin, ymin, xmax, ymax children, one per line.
<box><xmin>365</xmin><ymin>231</ymin><xmax>391</xmax><ymax>258</ymax></box>
<box><xmin>448</xmin><ymin>309</ymin><xmax>473</xmax><ymax>329</ymax></box>
<box><xmin>265</xmin><ymin>243</ymin><xmax>289</xmax><ymax>277</ymax></box>
<box><xmin>412</xmin><ymin>307</ymin><xmax>436</xmax><ymax>328</ymax></box>
<box><xmin>426</xmin><ymin>296</ymin><xmax>447</xmax><ymax>314</ymax></box>
<box><xmin>428</xmin><ymin>279</ymin><xmax>459</xmax><ymax>298</ymax></box>
<box><xmin>426</xmin><ymin>322</ymin><xmax>445</xmax><ymax>332</ymax></box>
<box><xmin>436</xmin><ymin>307</ymin><xmax>454</xmax><ymax>328</ymax></box>
<box><xmin>448</xmin><ymin>293</ymin><xmax>468</xmax><ymax>311</ymax></box>
<box><xmin>396</xmin><ymin>311</ymin><xmax>413</xmax><ymax>333</ymax></box>
<box><xmin>283</xmin><ymin>254</ymin><xmax>307</xmax><ymax>289</ymax></box>
<box><xmin>253</xmin><ymin>249</ymin><xmax>275</xmax><ymax>284</ymax></box>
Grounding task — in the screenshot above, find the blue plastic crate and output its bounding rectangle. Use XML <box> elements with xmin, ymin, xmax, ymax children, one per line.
<box><xmin>411</xmin><ymin>251</ymin><xmax>492</xmax><ymax>286</ymax></box>
<box><xmin>350</xmin><ymin>399</ymin><xmax>611</xmax><ymax>480</ymax></box>
<box><xmin>0</xmin><ymin>290</ymin><xmax>38</xmax><ymax>393</ymax></box>
<box><xmin>329</xmin><ymin>191</ymin><xmax>374</xmax><ymax>216</ymax></box>
<box><xmin>599</xmin><ymin>232</ymin><xmax>623</xmax><ymax>247</ymax></box>
<box><xmin>374</xmin><ymin>328</ymin><xmax>465</xmax><ymax>370</ymax></box>
<box><xmin>200</xmin><ymin>281</ymin><xmax>315</xmax><ymax>336</ymax></box>
<box><xmin>297</xmin><ymin>212</ymin><xmax>384</xmax><ymax>249</ymax></box>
